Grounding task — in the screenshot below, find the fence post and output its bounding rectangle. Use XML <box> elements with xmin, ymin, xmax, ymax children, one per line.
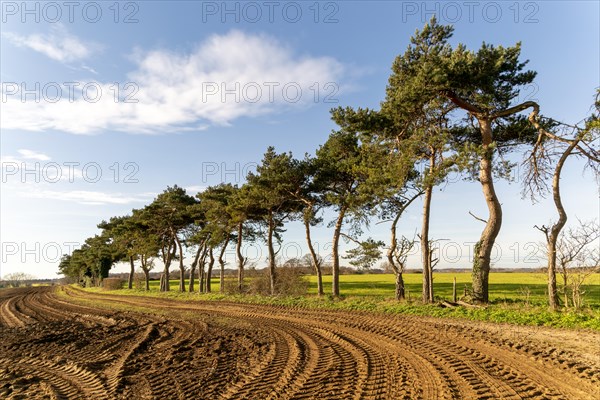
<box><xmin>452</xmin><ymin>277</ymin><xmax>457</xmax><ymax>303</ymax></box>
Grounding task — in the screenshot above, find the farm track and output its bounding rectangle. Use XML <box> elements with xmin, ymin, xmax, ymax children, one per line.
<box><xmin>0</xmin><ymin>287</ymin><xmax>598</xmax><ymax>399</ymax></box>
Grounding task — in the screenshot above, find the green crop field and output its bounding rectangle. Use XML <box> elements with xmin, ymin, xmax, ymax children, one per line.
<box><xmin>308</xmin><ymin>273</ymin><xmax>600</xmax><ymax>306</ymax></box>
<box><xmin>88</xmin><ymin>272</ymin><xmax>600</xmax><ymax>330</ymax></box>
<box><xmin>139</xmin><ymin>272</ymin><xmax>600</xmax><ymax>306</ymax></box>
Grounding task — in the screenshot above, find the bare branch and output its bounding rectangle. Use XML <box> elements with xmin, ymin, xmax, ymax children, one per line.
<box><xmin>529</xmin><ymin>104</ymin><xmax>600</xmax><ymax>162</ymax></box>
<box><xmin>468</xmin><ymin>211</ymin><xmax>487</xmax><ymax>224</ymax></box>
<box><xmin>534</xmin><ymin>224</ymin><xmax>550</xmax><ymax>241</ymax></box>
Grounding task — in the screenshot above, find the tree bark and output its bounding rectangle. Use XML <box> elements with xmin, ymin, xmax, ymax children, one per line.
<box><xmin>472</xmin><ymin>118</ymin><xmax>502</xmax><ymax>303</ymax></box>
<box><xmin>267</xmin><ymin>210</ymin><xmax>277</xmax><ymax>296</ymax></box>
<box><xmin>128</xmin><ymin>255</ymin><xmax>135</xmax><ymax>289</ymax></box>
<box><xmin>206</xmin><ymin>247</ymin><xmax>214</xmax><ymax>293</ymax></box>
<box><xmin>547</xmin><ymin>240</ymin><xmax>559</xmax><ymax>309</ymax></box>
<box><xmin>199</xmin><ymin>264</ymin><xmax>204</xmax><ymax>293</ymax></box>
<box><xmin>188</xmin><ymin>266</ymin><xmax>195</xmax><ymax>292</ymax></box>
<box><xmin>219</xmin><ymin>236</ymin><xmax>230</xmax><ymax>293</ymax></box>
<box><xmin>387</xmin><ymin>212</ymin><xmax>404</xmax><ymax>300</ymax></box>
<box><xmin>429</xmin><ymin>260</ymin><xmax>434</xmax><ymax>303</ymax></box>
<box><xmin>175</xmin><ymin>236</ymin><xmax>186</xmax><ymax>292</ymax></box>
<box><xmin>421</xmin><ymin>182</ymin><xmax>433</xmax><ymax>303</ymax></box>
<box><xmin>143</xmin><ymin>268</ymin><xmax>150</xmax><ymax>291</ymax></box>
<box><xmin>160</xmin><ymin>242</ymin><xmax>175</xmax><ymax>292</ymax></box>
<box><xmin>546</xmin><ymin>139</ymin><xmax>579</xmax><ymax>310</ymax></box>
<box><xmin>395</xmin><ymin>272</ymin><xmax>405</xmax><ymax>301</ymax></box>
<box><xmin>188</xmin><ymin>243</ymin><xmax>204</xmax><ymax>292</ymax></box>
<box><xmin>236</xmin><ymin>222</ymin><xmax>245</xmax><ymax>292</ymax></box>
<box><xmin>198</xmin><ymin>245</ymin><xmax>208</xmax><ymax>293</ymax></box>
<box><xmin>332</xmin><ymin>206</ymin><xmax>347</xmax><ymax>297</ymax></box>
<box><xmin>443</xmin><ymin>99</ymin><xmax>537</xmax><ymax>304</ymax></box>
<box><xmin>159</xmin><ymin>273</ymin><xmax>165</xmax><ymax>292</ymax></box>
<box><xmin>199</xmin><ymin>257</ymin><xmax>205</xmax><ymax>294</ymax></box>
<box><xmin>304</xmin><ymin>213</ymin><xmax>323</xmax><ymax>296</ymax></box>
<box><xmin>141</xmin><ymin>256</ymin><xmax>150</xmax><ymax>291</ymax></box>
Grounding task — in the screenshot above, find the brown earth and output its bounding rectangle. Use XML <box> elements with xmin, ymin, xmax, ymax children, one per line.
<box><xmin>0</xmin><ymin>286</ymin><xmax>598</xmax><ymax>399</ymax></box>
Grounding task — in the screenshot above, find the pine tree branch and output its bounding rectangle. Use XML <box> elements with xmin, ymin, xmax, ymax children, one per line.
<box><xmin>490</xmin><ymin>101</ymin><xmax>538</xmax><ymax>119</ymax></box>
<box><xmin>440</xmin><ymin>90</ymin><xmax>482</xmax><ymax>114</ymax></box>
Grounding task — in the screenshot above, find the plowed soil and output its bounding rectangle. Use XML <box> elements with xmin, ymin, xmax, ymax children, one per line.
<box><xmin>1</xmin><ymin>286</ymin><xmax>598</xmax><ymax>399</ymax></box>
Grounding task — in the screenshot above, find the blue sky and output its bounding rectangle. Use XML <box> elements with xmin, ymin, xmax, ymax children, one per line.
<box><xmin>1</xmin><ymin>1</ymin><xmax>598</xmax><ymax>279</ymax></box>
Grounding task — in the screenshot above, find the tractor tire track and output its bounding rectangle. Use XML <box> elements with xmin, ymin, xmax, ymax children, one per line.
<box><xmin>1</xmin><ymin>286</ymin><xmax>598</xmax><ymax>400</ymax></box>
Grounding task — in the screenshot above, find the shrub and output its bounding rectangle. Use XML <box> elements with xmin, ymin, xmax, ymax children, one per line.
<box><xmin>275</xmin><ymin>267</ymin><xmax>309</xmax><ymax>296</ymax></box>
<box><xmin>247</xmin><ymin>267</ymin><xmax>309</xmax><ymax>296</ymax></box>
<box><xmin>223</xmin><ymin>278</ymin><xmax>242</xmax><ymax>295</ymax></box>
<box><xmin>81</xmin><ymin>276</ymin><xmax>93</xmax><ymax>288</ymax></box>
<box><xmin>102</xmin><ymin>278</ymin><xmax>125</xmax><ymax>290</ymax></box>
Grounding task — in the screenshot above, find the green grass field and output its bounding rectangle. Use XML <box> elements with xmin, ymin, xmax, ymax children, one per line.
<box><xmin>309</xmin><ymin>273</ymin><xmax>600</xmax><ymax>306</ymax></box>
<box><xmin>139</xmin><ymin>272</ymin><xmax>599</xmax><ymax>306</ymax></box>
<box><xmin>85</xmin><ymin>272</ymin><xmax>600</xmax><ymax>330</ymax></box>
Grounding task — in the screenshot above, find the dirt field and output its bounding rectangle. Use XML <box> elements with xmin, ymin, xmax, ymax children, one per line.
<box><xmin>1</xmin><ymin>287</ymin><xmax>598</xmax><ymax>399</ymax></box>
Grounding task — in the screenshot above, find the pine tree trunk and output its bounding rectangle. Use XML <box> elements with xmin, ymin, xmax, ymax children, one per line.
<box><xmin>196</xmin><ymin>245</ymin><xmax>208</xmax><ymax>293</ymax></box>
<box><xmin>199</xmin><ymin>264</ymin><xmax>205</xmax><ymax>294</ymax></box>
<box><xmin>387</xmin><ymin>211</ymin><xmax>404</xmax><ymax>301</ymax></box>
<box><xmin>175</xmin><ymin>236</ymin><xmax>186</xmax><ymax>292</ymax></box>
<box><xmin>219</xmin><ymin>237</ymin><xmax>229</xmax><ymax>294</ymax></box>
<box><xmin>189</xmin><ymin>244</ymin><xmax>203</xmax><ymax>293</ymax></box>
<box><xmin>236</xmin><ymin>223</ymin><xmax>245</xmax><ymax>292</ymax></box>
<box><xmin>189</xmin><ymin>265</ymin><xmax>196</xmax><ymax>292</ymax></box>
<box><xmin>143</xmin><ymin>268</ymin><xmax>150</xmax><ymax>291</ymax></box>
<box><xmin>161</xmin><ymin>244</ymin><xmax>173</xmax><ymax>292</ymax></box>
<box><xmin>267</xmin><ymin>211</ymin><xmax>276</xmax><ymax>296</ymax></box>
<box><xmin>160</xmin><ymin>242</ymin><xmax>175</xmax><ymax>292</ymax></box>
<box><xmin>332</xmin><ymin>206</ymin><xmax>347</xmax><ymax>297</ymax></box>
<box><xmin>304</xmin><ymin>213</ymin><xmax>323</xmax><ymax>296</ymax></box>
<box><xmin>128</xmin><ymin>255</ymin><xmax>135</xmax><ymax>289</ymax></box>
<box><xmin>421</xmin><ymin>183</ymin><xmax>433</xmax><ymax>303</ymax></box>
<box><xmin>206</xmin><ymin>247</ymin><xmax>214</xmax><ymax>293</ymax></box>
<box><xmin>472</xmin><ymin>118</ymin><xmax>502</xmax><ymax>303</ymax></box>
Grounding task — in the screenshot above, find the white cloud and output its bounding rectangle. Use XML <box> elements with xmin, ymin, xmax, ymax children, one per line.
<box><xmin>2</xmin><ymin>25</ymin><xmax>92</xmax><ymax>63</ymax></box>
<box><xmin>17</xmin><ymin>149</ymin><xmax>51</xmax><ymax>161</ymax></box>
<box><xmin>0</xmin><ymin>155</ymin><xmax>20</xmax><ymax>164</ymax></box>
<box><xmin>81</xmin><ymin>65</ymin><xmax>98</xmax><ymax>75</ymax></box>
<box><xmin>1</xmin><ymin>152</ymin><xmax>155</xmax><ymax>204</ymax></box>
<box><xmin>26</xmin><ymin>189</ymin><xmax>156</xmax><ymax>205</ymax></box>
<box><xmin>1</xmin><ymin>30</ymin><xmax>345</xmax><ymax>134</ymax></box>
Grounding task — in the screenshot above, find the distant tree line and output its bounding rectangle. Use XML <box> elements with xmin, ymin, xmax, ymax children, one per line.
<box><xmin>58</xmin><ymin>18</ymin><xmax>599</xmax><ymax>308</ymax></box>
<box><xmin>0</xmin><ymin>272</ymin><xmax>37</xmax><ymax>288</ymax></box>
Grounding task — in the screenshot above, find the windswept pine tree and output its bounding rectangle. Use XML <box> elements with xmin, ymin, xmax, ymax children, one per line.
<box><xmin>138</xmin><ymin>186</ymin><xmax>197</xmax><ymax>292</ymax></box>
<box><xmin>334</xmin><ymin>18</ymin><xmax>541</xmax><ymax>303</ymax></box>
<box><xmin>246</xmin><ymin>147</ymin><xmax>303</xmax><ymax>295</ymax></box>
<box><xmin>315</xmin><ymin>129</ymin><xmax>376</xmax><ymax>297</ymax></box>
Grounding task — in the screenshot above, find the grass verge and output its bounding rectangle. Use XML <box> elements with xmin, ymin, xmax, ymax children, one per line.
<box><xmin>76</xmin><ymin>272</ymin><xmax>600</xmax><ymax>331</ymax></box>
